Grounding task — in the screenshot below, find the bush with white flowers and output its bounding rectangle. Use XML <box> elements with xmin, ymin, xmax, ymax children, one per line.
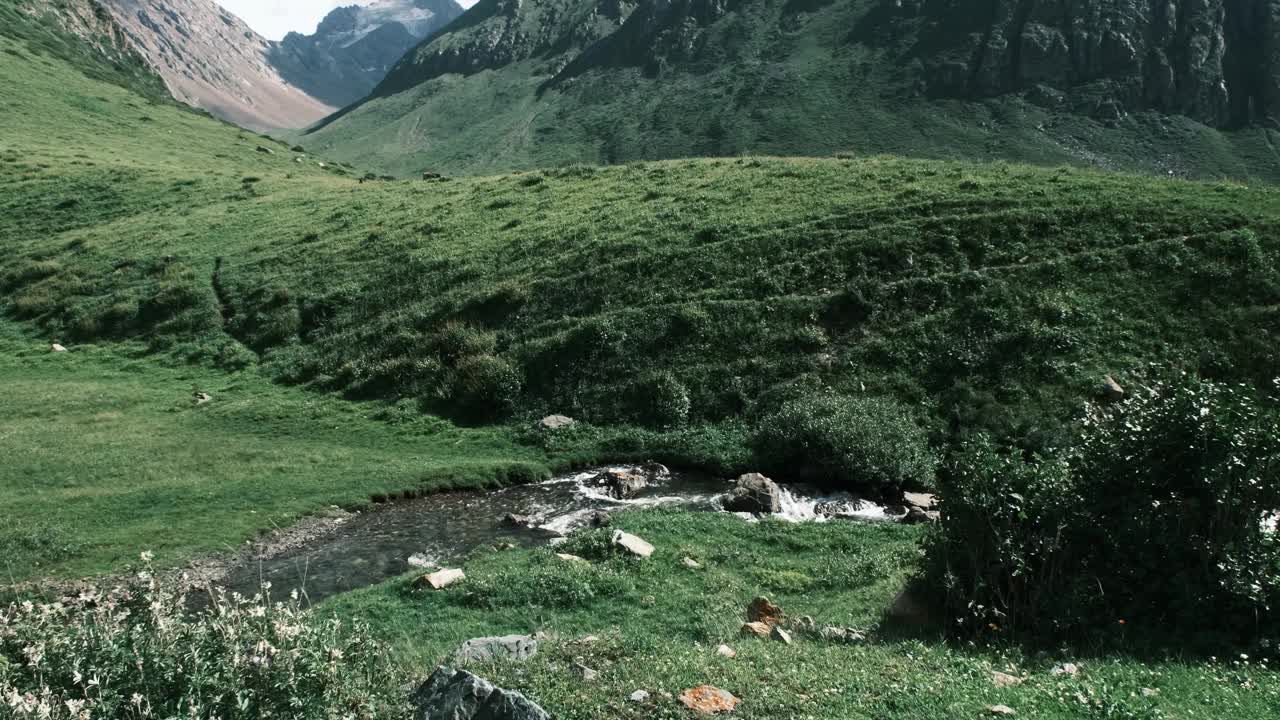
<box><xmin>1</xmin><ymin>555</ymin><xmax>403</xmax><ymax>719</ymax></box>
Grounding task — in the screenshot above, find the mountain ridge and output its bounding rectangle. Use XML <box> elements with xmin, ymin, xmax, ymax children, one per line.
<box><xmin>304</xmin><ymin>0</ymin><xmax>1280</xmax><ymax>178</ymax></box>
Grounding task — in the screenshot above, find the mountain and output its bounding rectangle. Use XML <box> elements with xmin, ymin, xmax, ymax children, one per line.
<box><xmin>18</xmin><ymin>0</ymin><xmax>465</xmax><ymax>132</ymax></box>
<box><xmin>88</xmin><ymin>0</ymin><xmax>338</xmax><ymax>130</ymax></box>
<box><xmin>269</xmin><ymin>0</ymin><xmax>466</xmax><ymax>108</ymax></box>
<box><xmin>300</xmin><ymin>0</ymin><xmax>1280</xmax><ymax>178</ymax></box>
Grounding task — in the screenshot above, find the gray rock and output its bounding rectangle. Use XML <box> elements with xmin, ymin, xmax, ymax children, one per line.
<box><xmin>50</xmin><ymin>343</ymin><xmax>67</xmax><ymax>353</ymax></box>
<box><xmin>886</xmin><ymin>587</ymin><xmax>931</xmax><ymax>625</ymax></box>
<box><xmin>592</xmin><ymin>470</ymin><xmax>647</xmax><ymax>499</ymax></box>
<box><xmin>903</xmin><ymin>492</ymin><xmax>937</xmax><ymax>511</ymax></box>
<box><xmin>255</xmin><ymin>145</ymin><xmax>274</xmax><ymax>154</ymax></box>
<box><xmin>629</xmin><ymin>690</ymin><xmax>650</xmax><ymax>703</ymax></box>
<box><xmin>723</xmin><ymin>472</ymin><xmax>782</xmax><ymax>514</ymax></box>
<box><xmin>901</xmin><ymin>507</ymin><xmax>932</xmax><ymax>524</ymax></box>
<box><xmin>501</xmin><ymin>513</ymin><xmax>532</xmax><ymax>528</ymax></box>
<box><xmin>572</xmin><ymin>662</ymin><xmax>598</xmax><ymax>682</ymax></box>
<box><xmin>192</xmin><ymin>391</ymin><xmax>213</xmax><ymax>406</ymax></box>
<box><xmin>1102</xmin><ymin>375</ymin><xmax>1125</xmax><ymax>402</ymax></box>
<box><xmin>641</xmin><ymin>461</ymin><xmax>670</xmax><ymax>478</ymax></box>
<box><xmin>612</xmin><ymin>530</ymin><xmax>655</xmax><ymax>558</ymax></box>
<box><xmin>455</xmin><ymin>635</ymin><xmax>538</xmax><ymax>664</ymax></box>
<box><xmin>413</xmin><ymin>667</ymin><xmax>549</xmax><ymax>720</ymax></box>
<box><xmin>538</xmin><ymin>414</ymin><xmax>574</xmax><ymax>430</ymax></box>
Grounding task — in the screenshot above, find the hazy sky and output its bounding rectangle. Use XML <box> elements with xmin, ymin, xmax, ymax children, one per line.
<box><xmin>217</xmin><ymin>1</ymin><xmax>477</xmax><ymax>41</ymax></box>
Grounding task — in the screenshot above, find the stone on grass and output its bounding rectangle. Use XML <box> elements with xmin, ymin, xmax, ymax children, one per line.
<box><xmin>886</xmin><ymin>588</ymin><xmax>930</xmax><ymax>625</ymax></box>
<box><xmin>1050</xmin><ymin>663</ymin><xmax>1080</xmax><ymax>677</ymax></box>
<box><xmin>255</xmin><ymin>145</ymin><xmax>273</xmax><ymax>154</ymax></box>
<box><xmin>587</xmin><ymin>510</ymin><xmax>611</xmax><ymax>528</ymax></box>
<box><xmin>629</xmin><ymin>690</ymin><xmax>650</xmax><ymax>704</ymax></box>
<box><xmin>740</xmin><ymin>622</ymin><xmax>771</xmax><ymax>638</ymax></box>
<box><xmin>722</xmin><ymin>473</ymin><xmax>782</xmax><ymax>514</ymax></box>
<box><xmin>682</xmin><ymin>557</ymin><xmax>702</xmax><ymax>569</ymax></box>
<box><xmin>716</xmin><ymin>644</ymin><xmax>736</xmax><ymax>658</ymax></box>
<box><xmin>420</xmin><ymin>568</ymin><xmax>465</xmax><ymax>590</ymax></box>
<box><xmin>556</xmin><ymin>553</ymin><xmax>589</xmax><ymax>564</ymax></box>
<box><xmin>819</xmin><ymin>626</ymin><xmax>866</xmax><ymax>644</ymax></box>
<box><xmin>192</xmin><ymin>391</ymin><xmax>213</xmax><ymax>405</ymax></box>
<box><xmin>455</xmin><ymin>635</ymin><xmax>538</xmax><ymax>664</ymax></box>
<box><xmin>679</xmin><ymin>686</ymin><xmax>740</xmax><ymax>715</ymax></box>
<box><xmin>988</xmin><ymin>705</ymin><xmax>1016</xmax><ymax>716</ymax></box>
<box><xmin>539</xmin><ymin>414</ymin><xmax>574</xmax><ymax>430</ymax></box>
<box><xmin>494</xmin><ymin>542</ymin><xmax>517</xmax><ymax>551</ymax></box>
<box><xmin>572</xmin><ymin>662</ymin><xmax>598</xmax><ymax>682</ymax></box>
<box><xmin>51</xmin><ymin>343</ymin><xmax>67</xmax><ymax>352</ymax></box>
<box><xmin>612</xmin><ymin>530</ymin><xmax>655</xmax><ymax>558</ymax></box>
<box><xmin>747</xmin><ymin>596</ymin><xmax>784</xmax><ymax>626</ymax></box>
<box><xmin>412</xmin><ymin>666</ymin><xmax>550</xmax><ymax>720</ymax></box>
<box><xmin>991</xmin><ymin>671</ymin><xmax>1024</xmax><ymax>688</ymax></box>
<box><xmin>1102</xmin><ymin>375</ymin><xmax>1125</xmax><ymax>401</ymax></box>
<box><xmin>770</xmin><ymin>626</ymin><xmax>792</xmax><ymax>645</ymax></box>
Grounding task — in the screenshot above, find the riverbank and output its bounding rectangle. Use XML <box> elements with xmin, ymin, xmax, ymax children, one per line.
<box><xmin>323</xmin><ymin>509</ymin><xmax>1280</xmax><ymax>719</ymax></box>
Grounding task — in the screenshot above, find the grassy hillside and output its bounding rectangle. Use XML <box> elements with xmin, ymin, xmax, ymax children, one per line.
<box><xmin>0</xmin><ymin>14</ymin><xmax>543</xmax><ymax>581</ymax></box>
<box><xmin>2</xmin><ymin>5</ymin><xmax>1279</xmax><ymax>574</ymax></box>
<box><xmin>298</xmin><ymin>0</ymin><xmax>1280</xmax><ymax>180</ymax></box>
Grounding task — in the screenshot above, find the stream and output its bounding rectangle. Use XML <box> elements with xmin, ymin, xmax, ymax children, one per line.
<box><xmin>217</xmin><ymin>466</ymin><xmax>896</xmax><ymax>604</ymax></box>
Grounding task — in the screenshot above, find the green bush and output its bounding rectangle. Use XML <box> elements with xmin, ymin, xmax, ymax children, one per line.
<box><xmin>751</xmin><ymin>393</ymin><xmax>937</xmax><ymax>494</ymax></box>
<box><xmin>928</xmin><ymin>375</ymin><xmax>1280</xmax><ymax>642</ymax></box>
<box><xmin>448</xmin><ymin>354</ymin><xmax>522</xmax><ymax>421</ymax></box>
<box><xmin>633</xmin><ymin>370</ymin><xmax>691</xmax><ymax>427</ymax></box>
<box><xmin>0</xmin><ymin>557</ymin><xmax>401</xmax><ymax>719</ymax></box>
<box><xmin>436</xmin><ymin>321</ymin><xmax>497</xmax><ymax>363</ymax></box>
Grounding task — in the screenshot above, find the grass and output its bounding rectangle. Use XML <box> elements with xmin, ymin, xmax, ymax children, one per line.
<box><xmin>0</xmin><ymin>320</ymin><xmax>544</xmax><ymax>581</ymax></box>
<box><xmin>299</xmin><ymin>0</ymin><xmax>1280</xmax><ymax>181</ymax></box>
<box><xmin>326</xmin><ymin>510</ymin><xmax>1280</xmax><ymax>719</ymax></box>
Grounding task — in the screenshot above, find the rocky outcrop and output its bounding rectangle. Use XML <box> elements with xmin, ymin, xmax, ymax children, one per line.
<box><xmin>269</xmin><ymin>0</ymin><xmax>464</xmax><ymax>107</ymax></box>
<box><xmin>895</xmin><ymin>0</ymin><xmax>1280</xmax><ymax>127</ymax></box>
<box><xmin>372</xmin><ymin>0</ymin><xmax>637</xmax><ymax>97</ymax></box>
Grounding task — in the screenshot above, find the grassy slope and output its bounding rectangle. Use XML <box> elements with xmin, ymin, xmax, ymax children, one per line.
<box><xmin>3</xmin><ymin>11</ymin><xmax>1278</xmax><ymax>494</ymax></box>
<box><xmin>0</xmin><ymin>20</ymin><xmax>541</xmax><ymax>581</ymax></box>
<box><xmin>1</xmin><ymin>11</ymin><xmax>1278</xmax><ymax>719</ymax></box>
<box><xmin>330</xmin><ymin>510</ymin><xmax>1280</xmax><ymax>719</ymax></box>
<box><xmin>298</xmin><ymin>0</ymin><xmax>1280</xmax><ymax>181</ymax></box>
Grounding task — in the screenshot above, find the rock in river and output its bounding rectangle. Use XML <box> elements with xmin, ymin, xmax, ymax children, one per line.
<box><xmin>722</xmin><ymin>473</ymin><xmax>782</xmax><ymax>514</ymax></box>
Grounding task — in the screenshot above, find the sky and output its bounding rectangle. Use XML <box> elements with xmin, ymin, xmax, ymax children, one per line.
<box><xmin>216</xmin><ymin>1</ymin><xmax>477</xmax><ymax>41</ymax></box>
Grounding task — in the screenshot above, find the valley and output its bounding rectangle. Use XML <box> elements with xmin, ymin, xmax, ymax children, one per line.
<box><xmin>1</xmin><ymin>1</ymin><xmax>1279</xmax><ymax>718</ymax></box>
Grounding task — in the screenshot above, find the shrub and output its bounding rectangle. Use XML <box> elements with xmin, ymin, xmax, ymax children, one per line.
<box><xmin>633</xmin><ymin>370</ymin><xmax>691</xmax><ymax>427</ymax></box>
<box><xmin>435</xmin><ymin>321</ymin><xmax>497</xmax><ymax>363</ymax></box>
<box><xmin>928</xmin><ymin>375</ymin><xmax>1280</xmax><ymax>642</ymax></box>
<box><xmin>751</xmin><ymin>393</ymin><xmax>937</xmax><ymax>494</ymax></box>
<box><xmin>0</xmin><ymin>557</ymin><xmax>402</xmax><ymax>719</ymax></box>
<box><xmin>448</xmin><ymin>354</ymin><xmax>522</xmax><ymax>421</ymax></box>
